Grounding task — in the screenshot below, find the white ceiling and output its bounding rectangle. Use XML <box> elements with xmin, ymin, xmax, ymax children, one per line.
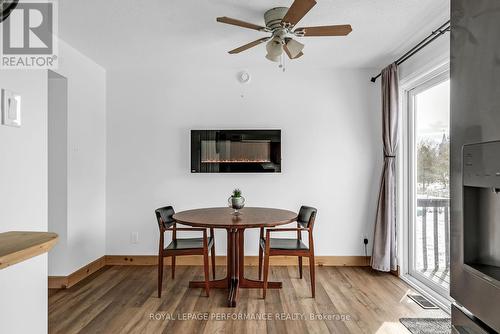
<box><xmin>58</xmin><ymin>0</ymin><xmax>450</xmax><ymax>70</ymax></box>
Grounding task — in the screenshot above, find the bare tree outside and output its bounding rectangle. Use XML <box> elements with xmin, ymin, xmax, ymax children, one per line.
<box><xmin>417</xmin><ymin>134</ymin><xmax>450</xmax><ymax>198</ymax></box>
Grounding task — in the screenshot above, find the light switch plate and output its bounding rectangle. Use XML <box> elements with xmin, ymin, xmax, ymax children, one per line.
<box><xmin>130</xmin><ymin>232</ymin><xmax>139</xmax><ymax>244</ymax></box>
<box><xmin>1</xmin><ymin>89</ymin><xmax>21</xmax><ymax>127</ymax></box>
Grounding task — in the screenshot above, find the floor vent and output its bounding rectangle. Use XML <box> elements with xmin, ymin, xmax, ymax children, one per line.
<box><xmin>408</xmin><ymin>294</ymin><xmax>439</xmax><ymax>309</ymax></box>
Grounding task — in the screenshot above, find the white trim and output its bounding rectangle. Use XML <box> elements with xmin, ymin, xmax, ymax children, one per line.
<box><xmin>400</xmin><ymin>61</ymin><xmax>450</xmax><ymax>92</ymax></box>
<box><xmin>400</xmin><ymin>57</ymin><xmax>450</xmax><ymax>88</ymax></box>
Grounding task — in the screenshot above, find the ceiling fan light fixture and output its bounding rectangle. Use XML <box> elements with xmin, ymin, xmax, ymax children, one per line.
<box><xmin>265</xmin><ymin>38</ymin><xmax>283</xmax><ymax>62</ymax></box>
<box><xmin>285</xmin><ymin>38</ymin><xmax>304</xmax><ymax>59</ymax></box>
<box><xmin>265</xmin><ymin>53</ymin><xmax>281</xmax><ymax>62</ymax></box>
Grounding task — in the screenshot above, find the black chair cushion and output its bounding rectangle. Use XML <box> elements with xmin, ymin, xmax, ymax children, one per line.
<box><xmin>155</xmin><ymin>206</ymin><xmax>175</xmax><ymax>228</ymax></box>
<box><xmin>297</xmin><ymin>205</ymin><xmax>317</xmax><ymax>228</ymax></box>
<box><xmin>165</xmin><ymin>236</ymin><xmax>214</xmax><ymax>251</ymax></box>
<box><xmin>260</xmin><ymin>237</ymin><xmax>309</xmax><ymax>251</ymax></box>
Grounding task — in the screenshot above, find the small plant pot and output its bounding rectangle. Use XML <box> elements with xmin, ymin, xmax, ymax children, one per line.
<box><xmin>228</xmin><ymin>196</ymin><xmax>245</xmax><ymax>215</ymax></box>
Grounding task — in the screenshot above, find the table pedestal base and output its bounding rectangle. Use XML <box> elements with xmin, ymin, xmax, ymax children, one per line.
<box><xmin>188</xmin><ymin>228</ymin><xmax>282</xmax><ymax>307</ymax></box>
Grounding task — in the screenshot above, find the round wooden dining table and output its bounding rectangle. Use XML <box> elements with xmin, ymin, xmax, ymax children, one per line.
<box><xmin>173</xmin><ymin>207</ymin><xmax>297</xmax><ymax>307</ymax></box>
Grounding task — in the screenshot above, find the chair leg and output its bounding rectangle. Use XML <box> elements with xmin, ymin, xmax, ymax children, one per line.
<box><xmin>258</xmin><ymin>246</ymin><xmax>263</xmax><ymax>280</ymax></box>
<box><xmin>203</xmin><ymin>251</ymin><xmax>210</xmax><ymax>297</ymax></box>
<box><xmin>298</xmin><ymin>256</ymin><xmax>303</xmax><ymax>279</ymax></box>
<box><xmin>211</xmin><ymin>243</ymin><xmax>216</xmax><ymax>279</ymax></box>
<box><xmin>262</xmin><ymin>251</ymin><xmax>270</xmax><ymax>299</ymax></box>
<box><xmin>309</xmin><ymin>254</ymin><xmax>315</xmax><ymax>298</ymax></box>
<box><xmin>158</xmin><ymin>255</ymin><xmax>164</xmax><ymax>298</ymax></box>
<box><xmin>171</xmin><ymin>256</ymin><xmax>176</xmax><ymax>279</ymax></box>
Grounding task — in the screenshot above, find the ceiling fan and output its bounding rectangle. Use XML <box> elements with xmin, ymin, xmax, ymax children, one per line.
<box><xmin>216</xmin><ymin>0</ymin><xmax>352</xmax><ymax>63</ymax></box>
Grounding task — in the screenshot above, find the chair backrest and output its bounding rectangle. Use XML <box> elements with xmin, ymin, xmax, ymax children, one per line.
<box><xmin>155</xmin><ymin>206</ymin><xmax>175</xmax><ymax>230</ymax></box>
<box><xmin>297</xmin><ymin>206</ymin><xmax>317</xmax><ymax>229</ymax></box>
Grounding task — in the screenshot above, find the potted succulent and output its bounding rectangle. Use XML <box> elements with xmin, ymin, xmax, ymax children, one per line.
<box><xmin>228</xmin><ymin>188</ymin><xmax>245</xmax><ymax>215</ymax></box>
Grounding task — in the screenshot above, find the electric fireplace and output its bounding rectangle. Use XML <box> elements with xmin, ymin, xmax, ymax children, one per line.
<box><xmin>191</xmin><ymin>130</ymin><xmax>281</xmax><ymax>173</ymax></box>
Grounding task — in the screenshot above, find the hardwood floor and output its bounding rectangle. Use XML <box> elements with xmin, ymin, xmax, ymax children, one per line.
<box><xmin>48</xmin><ymin>265</ymin><xmax>447</xmax><ymax>334</ymax></box>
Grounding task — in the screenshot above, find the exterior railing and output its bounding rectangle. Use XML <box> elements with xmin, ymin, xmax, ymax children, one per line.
<box><xmin>417</xmin><ymin>197</ymin><xmax>450</xmax><ymax>273</ymax></box>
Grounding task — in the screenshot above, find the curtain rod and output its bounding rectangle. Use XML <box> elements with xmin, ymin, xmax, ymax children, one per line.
<box><xmin>370</xmin><ymin>20</ymin><xmax>450</xmax><ymax>83</ymax></box>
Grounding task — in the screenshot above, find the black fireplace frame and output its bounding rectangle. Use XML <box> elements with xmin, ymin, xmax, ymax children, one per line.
<box><xmin>191</xmin><ymin>130</ymin><xmax>281</xmax><ymax>173</ymax></box>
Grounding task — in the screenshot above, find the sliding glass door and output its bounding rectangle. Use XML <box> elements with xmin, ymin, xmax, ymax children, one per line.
<box><xmin>407</xmin><ymin>72</ymin><xmax>450</xmax><ymax>297</ymax></box>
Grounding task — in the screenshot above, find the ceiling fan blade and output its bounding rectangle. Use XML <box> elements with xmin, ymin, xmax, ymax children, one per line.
<box><xmin>228</xmin><ymin>37</ymin><xmax>270</xmax><ymax>54</ymax></box>
<box><xmin>281</xmin><ymin>0</ymin><xmax>317</xmax><ymax>28</ymax></box>
<box><xmin>284</xmin><ymin>38</ymin><xmax>305</xmax><ymax>59</ymax></box>
<box><xmin>294</xmin><ymin>24</ymin><xmax>353</xmax><ymax>36</ymax></box>
<box><xmin>216</xmin><ymin>16</ymin><xmax>266</xmax><ymax>31</ymax></box>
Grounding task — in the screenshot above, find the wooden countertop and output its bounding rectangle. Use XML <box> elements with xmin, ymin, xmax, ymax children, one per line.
<box><xmin>0</xmin><ymin>231</ymin><xmax>58</xmax><ymax>270</ymax></box>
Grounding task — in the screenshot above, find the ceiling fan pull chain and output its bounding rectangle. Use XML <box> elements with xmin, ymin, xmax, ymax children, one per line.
<box><xmin>279</xmin><ymin>53</ymin><xmax>286</xmax><ymax>72</ymax></box>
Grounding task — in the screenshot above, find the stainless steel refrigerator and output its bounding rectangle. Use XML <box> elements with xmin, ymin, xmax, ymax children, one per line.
<box><xmin>451</xmin><ymin>0</ymin><xmax>500</xmax><ymax>333</ymax></box>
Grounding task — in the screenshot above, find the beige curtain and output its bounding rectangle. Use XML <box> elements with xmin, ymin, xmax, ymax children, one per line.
<box><xmin>371</xmin><ymin>63</ymin><xmax>399</xmax><ymax>272</ymax></box>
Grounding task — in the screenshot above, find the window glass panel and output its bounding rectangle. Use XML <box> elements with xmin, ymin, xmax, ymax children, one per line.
<box><xmin>410</xmin><ymin>77</ymin><xmax>451</xmax><ymax>296</ymax></box>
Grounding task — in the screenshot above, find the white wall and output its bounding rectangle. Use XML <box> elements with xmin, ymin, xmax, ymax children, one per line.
<box><xmin>48</xmin><ymin>71</ymin><xmax>68</xmax><ymax>275</ymax></box>
<box><xmin>47</xmin><ymin>40</ymin><xmax>107</xmax><ymax>276</ymax></box>
<box><xmin>106</xmin><ymin>66</ymin><xmax>382</xmax><ymax>256</ymax></box>
<box><xmin>0</xmin><ymin>70</ymin><xmax>48</xmax><ymax>333</ymax></box>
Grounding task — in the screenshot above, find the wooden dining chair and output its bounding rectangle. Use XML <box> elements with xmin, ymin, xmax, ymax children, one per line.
<box><xmin>155</xmin><ymin>206</ymin><xmax>216</xmax><ymax>298</ymax></box>
<box><xmin>259</xmin><ymin>205</ymin><xmax>317</xmax><ymax>299</ymax></box>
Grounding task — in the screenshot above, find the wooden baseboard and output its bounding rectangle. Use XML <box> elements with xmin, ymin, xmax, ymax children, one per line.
<box><xmin>105</xmin><ymin>255</ymin><xmax>371</xmax><ymax>267</ymax></box>
<box><xmin>391</xmin><ymin>265</ymin><xmax>401</xmax><ymax>277</ymax></box>
<box><xmin>49</xmin><ymin>255</ymin><xmax>370</xmax><ymax>289</ymax></box>
<box><xmin>48</xmin><ymin>256</ymin><xmax>106</xmax><ymax>289</ymax></box>
<box><xmin>48</xmin><ymin>276</ymin><xmax>68</xmax><ymax>289</ymax></box>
